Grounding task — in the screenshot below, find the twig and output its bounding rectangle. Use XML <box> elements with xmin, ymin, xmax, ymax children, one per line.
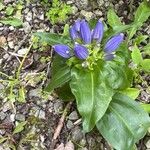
<box><xmin>52</xmin><ymin>101</ymin><xmax>72</xmax><ymax>148</ymax></box>
<box><xmin>73</xmin><ymin>118</ymin><xmax>82</xmax><ymax>125</ymax></box>
<box><xmin>16</xmin><ymin>43</ymin><xmax>33</xmax><ymax>79</ymax></box>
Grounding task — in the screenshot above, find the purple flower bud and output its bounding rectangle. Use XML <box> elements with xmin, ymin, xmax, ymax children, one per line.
<box><xmin>104</xmin><ymin>33</ymin><xmax>124</xmax><ymax>53</ymax></box>
<box><xmin>92</xmin><ymin>20</ymin><xmax>104</xmax><ymax>43</ymax></box>
<box><xmin>69</xmin><ymin>26</ymin><xmax>78</xmax><ymax>40</ymax></box>
<box><xmin>74</xmin><ymin>20</ymin><xmax>81</xmax><ymax>32</ymax></box>
<box><xmin>80</xmin><ymin>20</ymin><xmax>91</xmax><ymax>44</ymax></box>
<box><xmin>74</xmin><ymin>44</ymin><xmax>89</xmax><ymax>60</ymax></box>
<box><xmin>53</xmin><ymin>44</ymin><xmax>71</xmax><ymax>58</ymax></box>
<box><xmin>104</xmin><ymin>54</ymin><xmax>115</xmax><ymax>61</ymax></box>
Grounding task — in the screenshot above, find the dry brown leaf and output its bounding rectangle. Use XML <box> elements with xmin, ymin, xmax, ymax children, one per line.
<box><xmin>0</xmin><ymin>36</ymin><xmax>6</xmax><ymax>47</ymax></box>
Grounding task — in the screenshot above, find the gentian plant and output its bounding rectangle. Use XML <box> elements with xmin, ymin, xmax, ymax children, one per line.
<box><xmin>34</xmin><ymin>2</ymin><xmax>150</xmax><ymax>149</ymax></box>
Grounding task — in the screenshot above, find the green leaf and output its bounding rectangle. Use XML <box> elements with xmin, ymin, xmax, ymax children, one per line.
<box><xmin>70</xmin><ymin>63</ymin><xmax>114</xmax><ymax>132</ymax></box>
<box><xmin>6</xmin><ymin>6</ymin><xmax>14</xmax><ymax>16</ymax></box>
<box><xmin>45</xmin><ymin>65</ymin><xmax>71</xmax><ymax>93</ymax></box>
<box><xmin>97</xmin><ymin>93</ymin><xmax>150</xmax><ymax>150</ymax></box>
<box><xmin>102</xmin><ymin>61</ymin><xmax>133</xmax><ymax>90</ymax></box>
<box><xmin>141</xmin><ymin>59</ymin><xmax>150</xmax><ymax>72</ymax></box>
<box><xmin>0</xmin><ymin>2</ymin><xmax>5</xmax><ymax>11</ymax></box>
<box><xmin>0</xmin><ymin>18</ymin><xmax>23</xmax><ymax>27</ymax></box>
<box><xmin>0</xmin><ymin>137</ymin><xmax>7</xmax><ymax>143</ymax></box>
<box><xmin>33</xmin><ymin>32</ymin><xmax>72</xmax><ymax>45</ymax></box>
<box><xmin>143</xmin><ymin>43</ymin><xmax>150</xmax><ymax>54</ymax></box>
<box><xmin>120</xmin><ymin>88</ymin><xmax>140</xmax><ymax>99</ymax></box>
<box><xmin>131</xmin><ymin>45</ymin><xmax>143</xmax><ymax>65</ymax></box>
<box><xmin>128</xmin><ymin>2</ymin><xmax>150</xmax><ymax>39</ymax></box>
<box><xmin>134</xmin><ymin>35</ymin><xmax>148</xmax><ymax>45</ymax></box>
<box><xmin>141</xmin><ymin>104</ymin><xmax>150</xmax><ymax>113</ymax></box>
<box><xmin>13</xmin><ymin>121</ymin><xmax>27</xmax><ymax>134</ymax></box>
<box><xmin>18</xmin><ymin>86</ymin><xmax>26</xmax><ymax>103</ymax></box>
<box><xmin>107</xmin><ymin>9</ymin><xmax>122</xmax><ymax>27</ymax></box>
<box><xmin>55</xmin><ymin>83</ymin><xmax>75</xmax><ymax>101</ymax></box>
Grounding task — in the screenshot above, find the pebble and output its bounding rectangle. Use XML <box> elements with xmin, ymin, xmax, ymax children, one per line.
<box><xmin>10</xmin><ymin>114</ymin><xmax>15</xmax><ymax>122</ymax></box>
<box><xmin>72</xmin><ymin>6</ymin><xmax>78</xmax><ymax>14</ymax></box>
<box><xmin>9</xmin><ymin>26</ymin><xmax>14</xmax><ymax>31</ymax></box>
<box><xmin>76</xmin><ymin>0</ymin><xmax>89</xmax><ymax>10</ymax></box>
<box><xmin>8</xmin><ymin>41</ymin><xmax>14</xmax><ymax>49</ymax></box>
<box><xmin>26</xmin><ymin>12</ymin><xmax>32</xmax><ymax>22</ymax></box>
<box><xmin>0</xmin><ymin>111</ymin><xmax>6</xmax><ymax>120</ymax></box>
<box><xmin>0</xmin><ymin>83</ymin><xmax>4</xmax><ymax>90</ymax></box>
<box><xmin>3</xmin><ymin>102</ymin><xmax>12</xmax><ymax>112</ymax></box>
<box><xmin>68</xmin><ymin>111</ymin><xmax>78</xmax><ymax>120</ymax></box>
<box><xmin>66</xmin><ymin>120</ymin><xmax>74</xmax><ymax>129</ymax></box>
<box><xmin>94</xmin><ymin>10</ymin><xmax>103</xmax><ymax>16</ymax></box>
<box><xmin>80</xmin><ymin>10</ymin><xmax>93</xmax><ymax>21</ymax></box>
<box><xmin>38</xmin><ymin>110</ymin><xmax>45</xmax><ymax>119</ymax></box>
<box><xmin>3</xmin><ymin>53</ymin><xmax>9</xmax><ymax>59</ymax></box>
<box><xmin>97</xmin><ymin>0</ymin><xmax>104</xmax><ymax>7</ymax></box>
<box><xmin>146</xmin><ymin>140</ymin><xmax>150</xmax><ymax>149</ymax></box>
<box><xmin>23</xmin><ymin>22</ymin><xmax>32</xmax><ymax>33</ymax></box>
<box><xmin>53</xmin><ymin>100</ymin><xmax>63</xmax><ymax>114</ymax></box>
<box><xmin>71</xmin><ymin>127</ymin><xmax>83</xmax><ymax>142</ymax></box>
<box><xmin>29</xmin><ymin>88</ymin><xmax>41</xmax><ymax>98</ymax></box>
<box><xmin>67</xmin><ymin>1</ymin><xmax>74</xmax><ymax>4</ymax></box>
<box><xmin>15</xmin><ymin>114</ymin><xmax>25</xmax><ymax>121</ymax></box>
<box><xmin>18</xmin><ymin>48</ymin><xmax>28</xmax><ymax>55</ymax></box>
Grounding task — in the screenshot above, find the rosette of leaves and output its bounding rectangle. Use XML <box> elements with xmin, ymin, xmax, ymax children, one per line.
<box><xmin>34</xmin><ymin>2</ymin><xmax>150</xmax><ymax>149</ymax></box>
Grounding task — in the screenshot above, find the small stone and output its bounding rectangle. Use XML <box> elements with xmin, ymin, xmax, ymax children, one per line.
<box><xmin>24</xmin><ymin>8</ymin><xmax>29</xmax><ymax>14</ymax></box>
<box><xmin>71</xmin><ymin>127</ymin><xmax>83</xmax><ymax>142</ymax></box>
<box><xmin>9</xmin><ymin>26</ymin><xmax>14</xmax><ymax>31</ymax></box>
<box><xmin>23</xmin><ymin>22</ymin><xmax>31</xmax><ymax>33</ymax></box>
<box><xmin>8</xmin><ymin>41</ymin><xmax>14</xmax><ymax>49</ymax></box>
<box><xmin>94</xmin><ymin>10</ymin><xmax>103</xmax><ymax>16</ymax></box>
<box><xmin>18</xmin><ymin>48</ymin><xmax>28</xmax><ymax>55</ymax></box>
<box><xmin>54</xmin><ymin>100</ymin><xmax>63</xmax><ymax>114</ymax></box>
<box><xmin>146</xmin><ymin>140</ymin><xmax>150</xmax><ymax>149</ymax></box>
<box><xmin>68</xmin><ymin>111</ymin><xmax>78</xmax><ymax>120</ymax></box>
<box><xmin>76</xmin><ymin>0</ymin><xmax>89</xmax><ymax>10</ymax></box>
<box><xmin>80</xmin><ymin>10</ymin><xmax>93</xmax><ymax>21</ymax></box>
<box><xmin>0</xmin><ymin>129</ymin><xmax>6</xmax><ymax>135</ymax></box>
<box><xmin>15</xmin><ymin>114</ymin><xmax>25</xmax><ymax>121</ymax></box>
<box><xmin>66</xmin><ymin>1</ymin><xmax>74</xmax><ymax>4</ymax></box>
<box><xmin>97</xmin><ymin>0</ymin><xmax>104</xmax><ymax>7</ymax></box>
<box><xmin>29</xmin><ymin>88</ymin><xmax>41</xmax><ymax>98</ymax></box>
<box><xmin>66</xmin><ymin>120</ymin><xmax>74</xmax><ymax>129</ymax></box>
<box><xmin>39</xmin><ymin>110</ymin><xmax>45</xmax><ymax>119</ymax></box>
<box><xmin>0</xmin><ymin>111</ymin><xmax>6</xmax><ymax>120</ymax></box>
<box><xmin>3</xmin><ymin>102</ymin><xmax>12</xmax><ymax>112</ymax></box>
<box><xmin>3</xmin><ymin>53</ymin><xmax>9</xmax><ymax>59</ymax></box>
<box><xmin>10</xmin><ymin>114</ymin><xmax>15</xmax><ymax>122</ymax></box>
<box><xmin>72</xmin><ymin>6</ymin><xmax>78</xmax><ymax>14</ymax></box>
<box><xmin>26</xmin><ymin>12</ymin><xmax>32</xmax><ymax>22</ymax></box>
<box><xmin>0</xmin><ymin>83</ymin><xmax>4</xmax><ymax>90</ymax></box>
<box><xmin>39</xmin><ymin>13</ymin><xmax>44</xmax><ymax>20</ymax></box>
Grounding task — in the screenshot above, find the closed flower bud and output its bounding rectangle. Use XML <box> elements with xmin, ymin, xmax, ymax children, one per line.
<box><xmin>74</xmin><ymin>20</ymin><xmax>81</xmax><ymax>32</ymax></box>
<box><xmin>69</xmin><ymin>26</ymin><xmax>78</xmax><ymax>40</ymax></box>
<box><xmin>104</xmin><ymin>33</ymin><xmax>124</xmax><ymax>53</ymax></box>
<box><xmin>92</xmin><ymin>20</ymin><xmax>104</xmax><ymax>43</ymax></box>
<box><xmin>104</xmin><ymin>54</ymin><xmax>115</xmax><ymax>61</ymax></box>
<box><xmin>74</xmin><ymin>44</ymin><xmax>89</xmax><ymax>60</ymax></box>
<box><xmin>53</xmin><ymin>44</ymin><xmax>71</xmax><ymax>58</ymax></box>
<box><xmin>80</xmin><ymin>20</ymin><xmax>91</xmax><ymax>44</ymax></box>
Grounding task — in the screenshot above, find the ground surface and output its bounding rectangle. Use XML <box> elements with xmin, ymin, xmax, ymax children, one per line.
<box><xmin>0</xmin><ymin>0</ymin><xmax>150</xmax><ymax>150</ymax></box>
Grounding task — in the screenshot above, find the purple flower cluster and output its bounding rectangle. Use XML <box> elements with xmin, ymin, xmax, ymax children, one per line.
<box><xmin>53</xmin><ymin>19</ymin><xmax>124</xmax><ymax>61</ymax></box>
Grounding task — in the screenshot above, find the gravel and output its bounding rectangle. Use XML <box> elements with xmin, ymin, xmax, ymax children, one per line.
<box><xmin>0</xmin><ymin>0</ymin><xmax>149</xmax><ymax>149</ymax></box>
